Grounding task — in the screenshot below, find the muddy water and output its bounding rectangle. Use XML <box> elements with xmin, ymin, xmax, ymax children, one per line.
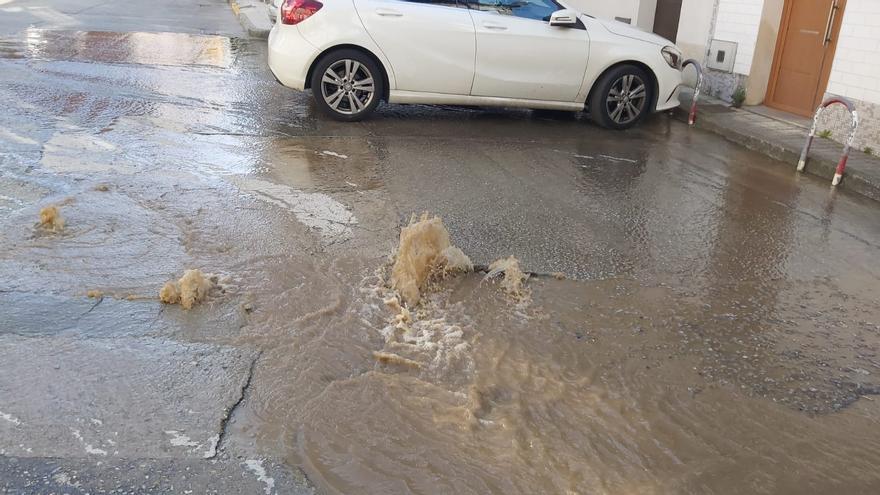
<box><xmin>4</xmin><ymin>29</ymin><xmax>880</xmax><ymax>495</ymax></box>
<box><xmin>228</xmin><ymin>252</ymin><xmax>880</xmax><ymax>495</ymax></box>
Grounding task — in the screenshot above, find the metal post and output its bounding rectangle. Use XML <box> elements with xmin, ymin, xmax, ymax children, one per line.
<box><xmin>682</xmin><ymin>59</ymin><xmax>704</xmax><ymax>126</ymax></box>
<box><xmin>797</xmin><ymin>97</ymin><xmax>859</xmax><ymax>186</ymax></box>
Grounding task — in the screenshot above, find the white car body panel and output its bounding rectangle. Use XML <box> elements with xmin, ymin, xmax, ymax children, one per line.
<box><xmin>390</xmin><ymin>90</ymin><xmax>584</xmax><ymax>111</ymax></box>
<box><xmin>469</xmin><ymin>9</ymin><xmax>589</xmax><ymax>101</ymax></box>
<box><xmin>267</xmin><ymin>0</ymin><xmax>684</xmax><ymax>117</ymax></box>
<box><xmin>577</xmin><ymin>15</ymin><xmax>683</xmax><ymax>111</ymax></box>
<box><xmin>353</xmin><ymin>0</ymin><xmax>476</xmax><ymax>95</ymax></box>
<box><xmin>269</xmin><ymin>0</ymin><xmax>397</xmax><ymax>90</ymax></box>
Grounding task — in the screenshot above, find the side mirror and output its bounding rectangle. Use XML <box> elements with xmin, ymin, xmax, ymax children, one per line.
<box><xmin>549</xmin><ymin>9</ymin><xmax>578</xmax><ymax>27</ymax></box>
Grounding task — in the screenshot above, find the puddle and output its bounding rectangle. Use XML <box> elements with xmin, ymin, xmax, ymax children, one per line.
<box><xmin>0</xmin><ymin>29</ymin><xmax>235</xmax><ymax>68</ymax></box>
<box><xmin>0</xmin><ymin>177</ymin><xmax>49</xmax><ymax>214</ymax></box>
<box><xmin>214</xmin><ymin>212</ymin><xmax>880</xmax><ymax>495</ymax></box>
<box><xmin>230</xmin><ymin>175</ymin><xmax>357</xmax><ymax>243</ymax></box>
<box><xmin>40</xmin><ymin>132</ymin><xmax>136</xmax><ymax>175</ymax></box>
<box><xmin>230</xmin><ymin>264</ymin><xmax>880</xmax><ymax>495</ymax></box>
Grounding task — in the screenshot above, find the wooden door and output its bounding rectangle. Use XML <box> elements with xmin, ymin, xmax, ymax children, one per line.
<box><xmin>766</xmin><ymin>0</ymin><xmax>846</xmax><ymax>116</ymax></box>
<box><xmin>653</xmin><ymin>0</ymin><xmax>683</xmax><ymax>43</ymax></box>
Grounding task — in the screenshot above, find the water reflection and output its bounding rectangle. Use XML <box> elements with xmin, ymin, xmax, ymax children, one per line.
<box><xmin>0</xmin><ymin>29</ymin><xmax>234</xmax><ymax>67</ymax></box>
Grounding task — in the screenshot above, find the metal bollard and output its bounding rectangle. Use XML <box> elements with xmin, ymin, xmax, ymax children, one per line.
<box><xmin>798</xmin><ymin>97</ymin><xmax>859</xmax><ymax>186</ymax></box>
<box><xmin>682</xmin><ymin>59</ymin><xmax>704</xmax><ymax>126</ymax></box>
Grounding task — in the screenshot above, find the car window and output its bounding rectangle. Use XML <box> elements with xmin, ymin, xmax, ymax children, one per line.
<box><xmin>401</xmin><ymin>0</ymin><xmax>466</xmax><ymax>8</ymax></box>
<box><xmin>471</xmin><ymin>0</ymin><xmax>561</xmax><ymax>21</ymax></box>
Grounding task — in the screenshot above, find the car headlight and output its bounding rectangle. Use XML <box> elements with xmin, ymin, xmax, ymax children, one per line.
<box><xmin>661</xmin><ymin>46</ymin><xmax>683</xmax><ymax>70</ymax></box>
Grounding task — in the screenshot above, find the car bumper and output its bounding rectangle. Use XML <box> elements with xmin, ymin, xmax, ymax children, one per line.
<box><xmin>654</xmin><ymin>64</ymin><xmax>683</xmax><ymax>112</ymax></box>
<box><xmin>656</xmin><ymin>86</ymin><xmax>682</xmax><ymax>112</ymax></box>
<box><xmin>267</xmin><ymin>23</ymin><xmax>318</xmax><ymax>91</ymax></box>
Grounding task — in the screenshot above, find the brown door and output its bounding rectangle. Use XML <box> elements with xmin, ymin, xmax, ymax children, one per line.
<box><xmin>766</xmin><ymin>0</ymin><xmax>846</xmax><ymax>116</ymax></box>
<box><xmin>653</xmin><ymin>0</ymin><xmax>683</xmax><ymax>43</ymax></box>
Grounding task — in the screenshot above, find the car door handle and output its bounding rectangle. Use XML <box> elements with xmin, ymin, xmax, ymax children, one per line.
<box><xmin>375</xmin><ymin>8</ymin><xmax>403</xmax><ymax>17</ymax></box>
<box><xmin>482</xmin><ymin>22</ymin><xmax>507</xmax><ymax>30</ymax></box>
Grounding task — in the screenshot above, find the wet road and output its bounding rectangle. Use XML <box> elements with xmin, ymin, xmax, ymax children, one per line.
<box><xmin>3</xmin><ymin>1</ymin><xmax>880</xmax><ymax>494</ymax></box>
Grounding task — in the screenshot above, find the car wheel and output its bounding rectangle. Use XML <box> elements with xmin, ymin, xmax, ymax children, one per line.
<box><xmin>311</xmin><ymin>49</ymin><xmax>382</xmax><ymax>122</ymax></box>
<box><xmin>589</xmin><ymin>65</ymin><xmax>653</xmax><ymax>130</ymax></box>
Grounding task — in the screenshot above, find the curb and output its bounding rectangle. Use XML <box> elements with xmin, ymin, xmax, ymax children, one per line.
<box><xmin>672</xmin><ymin>105</ymin><xmax>880</xmax><ymax>203</ymax></box>
<box><xmin>229</xmin><ymin>0</ymin><xmax>273</xmax><ymax>38</ymax></box>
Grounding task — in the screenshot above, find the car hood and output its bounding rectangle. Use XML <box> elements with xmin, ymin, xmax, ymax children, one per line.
<box><xmin>590</xmin><ymin>16</ymin><xmax>672</xmax><ymax>46</ymax></box>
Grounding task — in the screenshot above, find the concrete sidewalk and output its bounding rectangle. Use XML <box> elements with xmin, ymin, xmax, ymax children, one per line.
<box><xmin>229</xmin><ymin>0</ymin><xmax>273</xmax><ymax>38</ymax></box>
<box><xmin>675</xmin><ymin>92</ymin><xmax>880</xmax><ymax>202</ymax></box>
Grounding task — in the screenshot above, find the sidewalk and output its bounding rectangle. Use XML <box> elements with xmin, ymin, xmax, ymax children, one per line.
<box><xmin>228</xmin><ymin>0</ymin><xmax>273</xmax><ymax>38</ymax></box>
<box><xmin>675</xmin><ymin>92</ymin><xmax>880</xmax><ymax>202</ymax></box>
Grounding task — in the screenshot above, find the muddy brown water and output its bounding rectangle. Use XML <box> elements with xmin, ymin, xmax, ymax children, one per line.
<box><xmin>3</xmin><ymin>29</ymin><xmax>880</xmax><ymax>494</ymax></box>
<box><xmin>226</xmin><ymin>261</ymin><xmax>880</xmax><ymax>495</ymax></box>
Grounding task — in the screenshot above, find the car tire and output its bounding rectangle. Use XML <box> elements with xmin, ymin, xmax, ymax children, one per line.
<box><xmin>589</xmin><ymin>64</ymin><xmax>653</xmax><ymax>130</ymax></box>
<box><xmin>310</xmin><ymin>49</ymin><xmax>383</xmax><ymax>122</ymax></box>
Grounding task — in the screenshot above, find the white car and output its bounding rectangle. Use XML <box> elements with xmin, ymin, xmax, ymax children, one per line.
<box><xmin>268</xmin><ymin>0</ymin><xmax>685</xmax><ymax>129</ymax></box>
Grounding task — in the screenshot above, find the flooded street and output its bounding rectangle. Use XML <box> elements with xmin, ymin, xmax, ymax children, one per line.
<box><xmin>3</xmin><ymin>2</ymin><xmax>880</xmax><ymax>494</ymax></box>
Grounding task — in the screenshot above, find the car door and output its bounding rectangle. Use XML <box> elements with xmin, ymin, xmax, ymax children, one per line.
<box><xmin>353</xmin><ymin>0</ymin><xmax>476</xmax><ymax>95</ymax></box>
<box><xmin>468</xmin><ymin>0</ymin><xmax>589</xmax><ymax>101</ymax></box>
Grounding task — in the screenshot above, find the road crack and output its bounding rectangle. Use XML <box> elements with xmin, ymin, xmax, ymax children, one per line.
<box><xmin>208</xmin><ymin>349</ymin><xmax>261</xmax><ymax>459</ymax></box>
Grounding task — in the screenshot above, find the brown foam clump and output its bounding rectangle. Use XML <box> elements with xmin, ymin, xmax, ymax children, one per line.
<box><xmin>94</xmin><ymin>184</ymin><xmax>111</xmax><ymax>192</ymax></box>
<box><xmin>440</xmin><ymin>246</ymin><xmax>472</xmax><ymax>273</ymax></box>
<box><xmin>39</xmin><ymin>205</ymin><xmax>65</xmax><ymax>232</ymax></box>
<box><xmin>159</xmin><ymin>269</ymin><xmax>214</xmax><ymax>309</ymax></box>
<box><xmin>390</xmin><ymin>214</ymin><xmax>472</xmax><ymax>307</ymax></box>
<box><xmin>373</xmin><ymin>214</ymin><xmax>478</xmax><ymax>376</ymax></box>
<box><xmin>485</xmin><ymin>256</ymin><xmax>528</xmax><ymax>297</ymax></box>
<box><xmin>86</xmin><ymin>290</ymin><xmax>103</xmax><ymax>299</ymax></box>
<box><xmin>384</xmin><ymin>296</ymin><xmax>412</xmax><ymax>327</ymax></box>
<box><xmin>373</xmin><ymin>351</ymin><xmax>423</xmax><ymax>369</ymax></box>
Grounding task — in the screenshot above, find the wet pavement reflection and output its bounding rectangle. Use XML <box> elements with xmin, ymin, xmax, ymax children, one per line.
<box><xmin>0</xmin><ymin>29</ymin><xmax>235</xmax><ymax>67</ymax></box>
<box><xmin>3</xmin><ymin>26</ymin><xmax>880</xmax><ymax>495</ymax></box>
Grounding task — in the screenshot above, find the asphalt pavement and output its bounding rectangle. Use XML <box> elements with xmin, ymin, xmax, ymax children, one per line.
<box><xmin>2</xmin><ymin>1</ymin><xmax>880</xmax><ymax>493</ymax></box>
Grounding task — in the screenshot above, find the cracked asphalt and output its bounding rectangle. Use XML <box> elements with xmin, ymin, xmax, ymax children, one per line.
<box><xmin>2</xmin><ymin>0</ymin><xmax>880</xmax><ymax>494</ymax></box>
<box><xmin>0</xmin><ymin>1</ymin><xmax>313</xmax><ymax>493</ymax></box>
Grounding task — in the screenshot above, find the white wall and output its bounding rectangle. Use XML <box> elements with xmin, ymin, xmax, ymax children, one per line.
<box><xmin>712</xmin><ymin>0</ymin><xmax>765</xmax><ymax>74</ymax></box>
<box><xmin>566</xmin><ymin>0</ymin><xmax>655</xmax><ymax>31</ymax></box>
<box><xmin>636</xmin><ymin>0</ymin><xmax>658</xmax><ymax>33</ymax></box>
<box><xmin>675</xmin><ymin>0</ymin><xmax>715</xmax><ymax>61</ymax></box>
<box><xmin>826</xmin><ymin>0</ymin><xmax>880</xmax><ymax>105</ymax></box>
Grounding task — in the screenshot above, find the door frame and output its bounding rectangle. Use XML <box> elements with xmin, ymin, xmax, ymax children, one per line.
<box><xmin>765</xmin><ymin>0</ymin><xmax>846</xmax><ymax>116</ymax></box>
<box><xmin>652</xmin><ymin>0</ymin><xmax>683</xmax><ymax>43</ymax></box>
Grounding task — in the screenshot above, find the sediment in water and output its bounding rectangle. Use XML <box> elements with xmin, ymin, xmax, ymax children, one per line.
<box><xmin>485</xmin><ymin>256</ymin><xmax>528</xmax><ymax>298</ymax></box>
<box><xmin>38</xmin><ymin>205</ymin><xmax>65</xmax><ymax>232</ymax></box>
<box><xmin>159</xmin><ymin>269</ymin><xmax>214</xmax><ymax>309</ymax></box>
<box><xmin>390</xmin><ymin>214</ymin><xmax>472</xmax><ymax>307</ymax></box>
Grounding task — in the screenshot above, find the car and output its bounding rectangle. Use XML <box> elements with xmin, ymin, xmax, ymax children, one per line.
<box><xmin>267</xmin><ymin>0</ymin><xmax>686</xmax><ymax>129</ymax></box>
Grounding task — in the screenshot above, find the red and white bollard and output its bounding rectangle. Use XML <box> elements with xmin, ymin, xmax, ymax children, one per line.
<box><xmin>682</xmin><ymin>59</ymin><xmax>704</xmax><ymax>126</ymax></box>
<box><xmin>798</xmin><ymin>97</ymin><xmax>859</xmax><ymax>186</ymax></box>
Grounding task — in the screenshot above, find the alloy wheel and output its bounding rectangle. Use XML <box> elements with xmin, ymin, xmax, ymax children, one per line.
<box><xmin>320</xmin><ymin>59</ymin><xmax>375</xmax><ymax>116</ymax></box>
<box><xmin>605</xmin><ymin>74</ymin><xmax>647</xmax><ymax>125</ymax></box>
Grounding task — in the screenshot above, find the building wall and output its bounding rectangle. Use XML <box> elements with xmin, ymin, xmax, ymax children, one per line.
<box><xmin>690</xmin><ymin>0</ymin><xmax>766</xmax><ymax>102</ymax></box>
<box><xmin>819</xmin><ymin>0</ymin><xmax>880</xmax><ymax>154</ymax></box>
<box><xmin>573</xmin><ymin>0</ymin><xmax>880</xmax><ymax>153</ymax></box>
<box><xmin>712</xmin><ymin>0</ymin><xmax>765</xmax><ymax>75</ymax></box>
<box><xmin>826</xmin><ymin>0</ymin><xmax>880</xmax><ymax>106</ymax></box>
<box><xmin>743</xmin><ymin>0</ymin><xmax>784</xmax><ymax>105</ymax></box>
<box><xmin>636</xmin><ymin>0</ymin><xmax>658</xmax><ymax>33</ymax></box>
<box><xmin>675</xmin><ymin>0</ymin><xmax>715</xmax><ymax>62</ymax></box>
<box><xmin>566</xmin><ymin>0</ymin><xmax>656</xmax><ymax>30</ymax></box>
